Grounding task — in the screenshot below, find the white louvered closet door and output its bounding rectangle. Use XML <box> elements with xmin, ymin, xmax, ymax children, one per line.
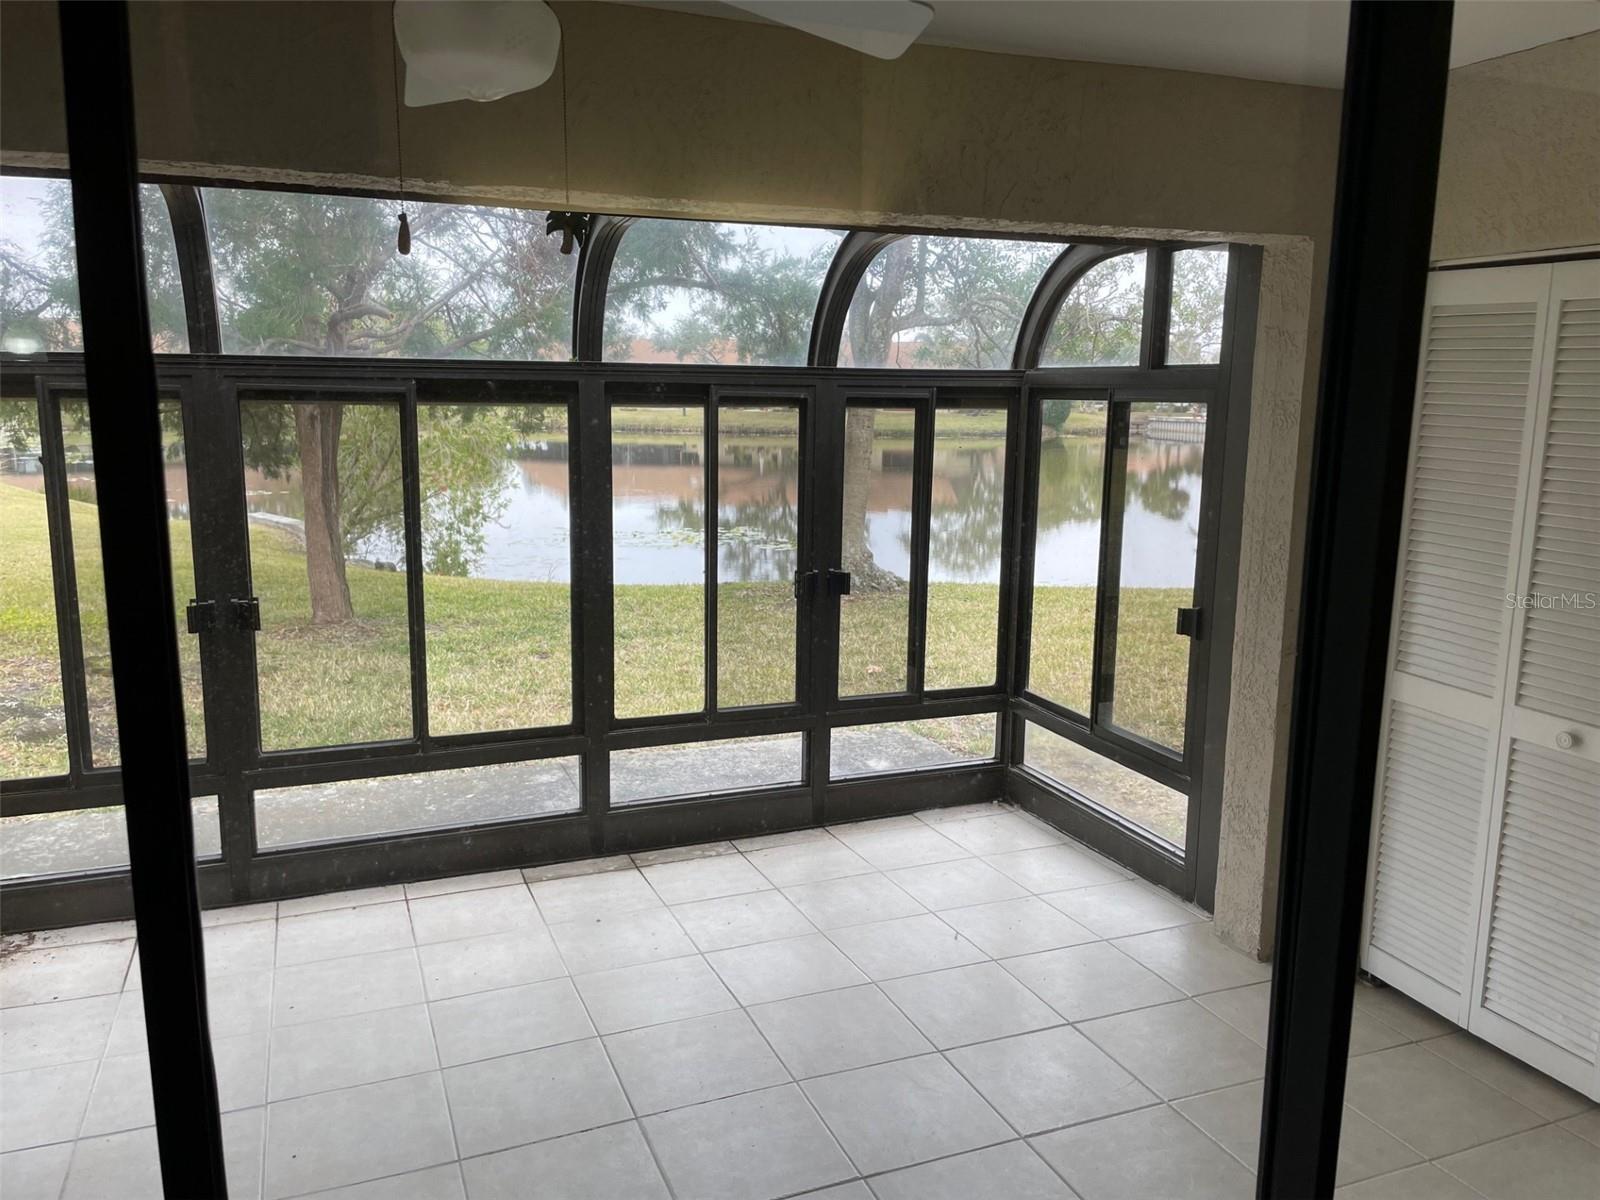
<box><xmin>1468</xmin><ymin>259</ymin><xmax>1600</xmax><ymax>1099</ymax></box>
<box><xmin>1361</xmin><ymin>265</ymin><xmax>1551</xmax><ymax>1022</ymax></box>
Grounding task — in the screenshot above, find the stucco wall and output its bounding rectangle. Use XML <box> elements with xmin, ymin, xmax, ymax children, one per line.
<box><xmin>1</xmin><ymin>1</ymin><xmax>1342</xmax><ymax>243</ymax></box>
<box><xmin>0</xmin><ymin>0</ymin><xmax>1341</xmax><ymax>954</ymax></box>
<box><xmin>1433</xmin><ymin>32</ymin><xmax>1600</xmax><ymax>262</ymax></box>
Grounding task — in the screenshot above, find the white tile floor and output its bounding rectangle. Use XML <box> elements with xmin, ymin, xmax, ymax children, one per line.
<box><xmin>1</xmin><ymin>802</ymin><xmax>1595</xmax><ymax>1199</ymax></box>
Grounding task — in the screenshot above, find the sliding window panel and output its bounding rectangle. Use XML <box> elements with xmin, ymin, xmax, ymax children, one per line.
<box><xmin>0</xmin><ymin>799</ymin><xmax>222</xmax><ymax>879</ymax></box>
<box><xmin>1099</xmin><ymin>402</ymin><xmax>1208</xmax><ymax>756</ymax></box>
<box><xmin>838</xmin><ymin>406</ymin><xmax>916</xmax><ymax>697</ymax></box>
<box><xmin>831</xmin><ymin>714</ymin><xmax>997</xmax><ymax>778</ymax></box>
<box><xmin>0</xmin><ymin>394</ymin><xmax>69</xmax><ymax>779</ymax></box>
<box><xmin>417</xmin><ymin>393</ymin><xmax>574</xmax><ymax>735</ymax></box>
<box><xmin>611</xmin><ymin>733</ymin><xmax>805</xmax><ymax>806</ymax></box>
<box><xmin>925</xmin><ymin>406</ymin><xmax>1008</xmax><ymax>690</ymax></box>
<box><xmin>1027</xmin><ymin>401</ymin><xmax>1108</xmax><ymax>715</ymax></box>
<box><xmin>240</xmin><ymin>393</ymin><xmax>414</xmax><ymax>751</ymax></box>
<box><xmin>55</xmin><ymin>395</ymin><xmax>207</xmax><ymax>766</ymax></box>
<box><xmin>1023</xmin><ymin>720</ymin><xmax>1187</xmax><ymax>846</ymax></box>
<box><xmin>612</xmin><ymin>403</ymin><xmax>706</xmax><ymax>719</ymax></box>
<box><xmin>253</xmin><ymin>757</ymin><xmax>580</xmax><ymax>848</ymax></box>
<box><xmin>717</xmin><ymin>404</ymin><xmax>802</xmax><ymax>709</ymax></box>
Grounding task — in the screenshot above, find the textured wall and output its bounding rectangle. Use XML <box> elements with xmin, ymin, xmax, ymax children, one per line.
<box><xmin>1</xmin><ymin>1</ymin><xmax>1341</xmax><ymax>243</ymax></box>
<box><xmin>1433</xmin><ymin>32</ymin><xmax>1600</xmax><ymax>261</ymax></box>
<box><xmin>1214</xmin><ymin>241</ymin><xmax>1315</xmax><ymax>958</ymax></box>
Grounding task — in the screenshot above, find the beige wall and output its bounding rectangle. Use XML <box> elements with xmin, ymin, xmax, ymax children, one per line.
<box><xmin>1433</xmin><ymin>32</ymin><xmax>1600</xmax><ymax>262</ymax></box>
<box><xmin>2</xmin><ymin>1</ymin><xmax>1341</xmax><ymax>242</ymax></box>
<box><xmin>2</xmin><ymin>0</ymin><xmax>1345</xmax><ymax>955</ymax></box>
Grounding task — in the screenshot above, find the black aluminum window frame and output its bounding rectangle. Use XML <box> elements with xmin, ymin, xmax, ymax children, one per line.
<box><xmin>0</xmin><ymin>177</ymin><xmax>1251</xmax><ymax>927</ymax></box>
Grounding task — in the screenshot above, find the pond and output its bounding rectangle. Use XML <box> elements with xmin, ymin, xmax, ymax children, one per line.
<box><xmin>235</xmin><ymin>428</ymin><xmax>1203</xmax><ymax>588</ymax></box>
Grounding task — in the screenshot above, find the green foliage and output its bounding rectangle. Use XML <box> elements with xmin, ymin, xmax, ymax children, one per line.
<box><xmin>1167</xmin><ymin>248</ymin><xmax>1229</xmax><ymax>363</ymax></box>
<box><xmin>844</xmin><ymin>236</ymin><xmax>1059</xmax><ymax>369</ymax></box>
<box><xmin>1041</xmin><ymin>395</ymin><xmax>1074</xmax><ymax>431</ymax></box>
<box><xmin>1038</xmin><ymin>252</ymin><xmax>1144</xmax><ymax>367</ymax></box>
<box><xmin>204</xmin><ymin>189</ymin><xmax>576</xmax><ymax>360</ymax></box>
<box><xmin>0</xmin><ymin>179</ymin><xmax>186</xmax><ymax>353</ymax></box>
<box><xmin>604</xmin><ymin>220</ymin><xmax>840</xmax><ymax>364</ymax></box>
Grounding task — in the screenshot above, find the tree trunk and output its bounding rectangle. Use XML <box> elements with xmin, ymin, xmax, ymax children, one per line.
<box><xmin>294</xmin><ymin>402</ymin><xmax>354</xmax><ymax>624</ymax></box>
<box><xmin>840</xmin><ymin>408</ymin><xmax>902</xmax><ymax>592</ymax></box>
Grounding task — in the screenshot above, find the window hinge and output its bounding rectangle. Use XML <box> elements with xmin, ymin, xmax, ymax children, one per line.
<box><xmin>230</xmin><ymin>596</ymin><xmax>261</xmax><ymax>632</ymax></box>
<box><xmin>184</xmin><ymin>599</ymin><xmax>216</xmax><ymax>635</ymax></box>
<box><xmin>825</xmin><ymin>569</ymin><xmax>852</xmax><ymax>597</ymax></box>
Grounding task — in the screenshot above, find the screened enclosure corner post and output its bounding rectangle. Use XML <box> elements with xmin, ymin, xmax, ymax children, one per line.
<box><xmin>1190</xmin><ymin>243</ymin><xmax>1263</xmax><ymax>911</ymax></box>
<box><xmin>56</xmin><ymin>2</ymin><xmax>229</xmax><ymax>1197</ymax></box>
<box><xmin>1259</xmin><ymin>3</ymin><xmax>1453</xmax><ymax>1197</ymax></box>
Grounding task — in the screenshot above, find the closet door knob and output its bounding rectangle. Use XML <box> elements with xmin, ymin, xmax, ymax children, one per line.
<box><xmin>1555</xmin><ymin>730</ymin><xmax>1580</xmax><ymax>751</ymax></box>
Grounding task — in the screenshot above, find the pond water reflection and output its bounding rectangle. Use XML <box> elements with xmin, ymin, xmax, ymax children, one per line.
<box><xmin>235</xmin><ymin>428</ymin><xmax>1204</xmax><ymax>589</ymax></box>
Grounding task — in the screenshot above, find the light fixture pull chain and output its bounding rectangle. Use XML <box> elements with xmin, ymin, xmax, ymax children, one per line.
<box><xmin>391</xmin><ymin>6</ymin><xmax>411</xmax><ymax>255</ymax></box>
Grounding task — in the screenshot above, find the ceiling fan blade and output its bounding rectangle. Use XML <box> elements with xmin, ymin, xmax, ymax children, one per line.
<box><xmin>393</xmin><ymin>0</ymin><xmax>562</xmax><ymax>107</ymax></box>
<box><xmin>725</xmin><ymin>0</ymin><xmax>934</xmax><ymax>60</ymax></box>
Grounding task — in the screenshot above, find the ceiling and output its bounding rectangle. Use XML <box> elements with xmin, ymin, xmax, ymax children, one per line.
<box><xmin>633</xmin><ymin>1</ymin><xmax>1600</xmax><ymax>86</ymax></box>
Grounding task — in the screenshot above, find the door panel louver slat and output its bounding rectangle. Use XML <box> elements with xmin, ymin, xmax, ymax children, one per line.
<box><xmin>1481</xmin><ymin>741</ymin><xmax>1600</xmax><ymax>1064</ymax></box>
<box><xmin>1516</xmin><ymin>299</ymin><xmax>1600</xmax><ymax>722</ymax></box>
<box><xmin>1395</xmin><ymin>302</ymin><xmax>1534</xmax><ymax>692</ymax></box>
<box><xmin>1368</xmin><ymin>702</ymin><xmax>1491</xmax><ymax>992</ymax></box>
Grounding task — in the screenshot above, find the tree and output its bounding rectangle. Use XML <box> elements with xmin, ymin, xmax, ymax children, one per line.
<box><xmin>5</xmin><ymin>179</ymin><xmax>1232</xmax><ymax>623</ymax></box>
<box><xmin>843</xmin><ymin>236</ymin><xmax>1059</xmax><ymax>370</ymax></box>
<box><xmin>1041</xmin><ymin>396</ymin><xmax>1074</xmax><ymax>433</ymax></box>
<box><xmin>208</xmin><ymin>190</ymin><xmax>577</xmax><ymax>621</ymax></box>
<box><xmin>1167</xmin><ymin>249</ymin><xmax>1229</xmax><ymax>363</ymax></box>
<box><xmin>1</xmin><ymin>179</ymin><xmax>186</xmax><ymax>353</ymax></box>
<box><xmin>603</xmin><ymin>220</ymin><xmax>839</xmax><ymax>365</ymax></box>
<box><xmin>1038</xmin><ymin>252</ymin><xmax>1145</xmax><ymax>367</ymax></box>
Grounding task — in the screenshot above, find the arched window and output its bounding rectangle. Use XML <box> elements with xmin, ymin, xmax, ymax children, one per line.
<box><xmin>1037</xmin><ymin>250</ymin><xmax>1145</xmax><ymax>368</ymax></box>
<box><xmin>203</xmin><ymin>188</ymin><xmax>576</xmax><ymax>360</ymax></box>
<box><xmin>838</xmin><ymin>235</ymin><xmax>1060</xmax><ymax>369</ymax></box>
<box><xmin>602</xmin><ymin>218</ymin><xmax>841</xmax><ymax>365</ymax></box>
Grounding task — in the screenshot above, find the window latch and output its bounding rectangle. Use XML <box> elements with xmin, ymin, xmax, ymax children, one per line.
<box><xmin>792</xmin><ymin>570</ymin><xmax>818</xmax><ymax>600</ymax></box>
<box><xmin>1175</xmin><ymin>606</ymin><xmax>1202</xmax><ymax>638</ymax></box>
<box><xmin>184</xmin><ymin>599</ymin><xmax>216</xmax><ymax>635</ymax></box>
<box><xmin>230</xmin><ymin>596</ymin><xmax>262</xmax><ymax>632</ymax></box>
<box><xmin>825</xmin><ymin>569</ymin><xmax>852</xmax><ymax>597</ymax></box>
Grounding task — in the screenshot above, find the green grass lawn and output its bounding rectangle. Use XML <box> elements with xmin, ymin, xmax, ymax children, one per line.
<box><xmin>609</xmin><ymin>406</ymin><xmax>1105</xmax><ymax>440</ymax></box>
<box><xmin>2</xmin><ymin>482</ymin><xmax>1190</xmax><ymax>777</ymax></box>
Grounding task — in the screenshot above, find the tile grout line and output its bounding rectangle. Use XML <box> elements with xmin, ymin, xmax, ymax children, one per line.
<box><xmin>540</xmin><ymin>890</ymin><xmax>682</xmax><ymax>1200</ymax></box>
<box><xmin>728</xmin><ymin>951</ymin><xmax>866</xmax><ymax>1196</ymax></box>
<box><xmin>16</xmin><ymin>808</ymin><xmax>1591</xmax><ymax>1197</ymax></box>
<box><xmin>50</xmin><ymin>939</ymin><xmax>132</xmax><ymax>1200</ymax></box>
<box><xmin>401</xmin><ymin>891</ymin><xmax>464</xmax><ymax>1191</ymax></box>
<box><xmin>253</xmin><ymin>908</ymin><xmax>281</xmax><ymax>1200</ymax></box>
